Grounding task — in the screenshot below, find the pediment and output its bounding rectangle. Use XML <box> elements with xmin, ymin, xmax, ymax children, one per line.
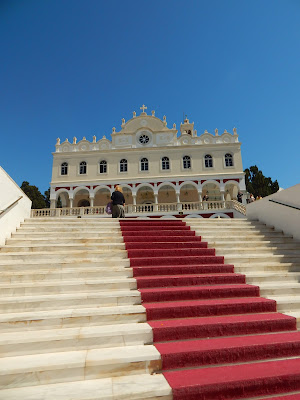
<box><xmin>120</xmin><ymin>115</ymin><xmax>168</xmax><ymax>134</ymax></box>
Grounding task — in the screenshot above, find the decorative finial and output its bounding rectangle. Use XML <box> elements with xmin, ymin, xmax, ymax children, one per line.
<box><xmin>152</xmin><ymin>110</ymin><xmax>155</xmax><ymax>116</ymax></box>
<box><xmin>173</xmin><ymin>123</ymin><xmax>176</xmax><ymax>129</ymax></box>
<box><xmin>233</xmin><ymin>127</ymin><xmax>237</xmax><ymax>135</ymax></box>
<box><xmin>93</xmin><ymin>135</ymin><xmax>96</xmax><ymax>143</ymax></box>
<box><xmin>163</xmin><ymin>115</ymin><xmax>167</xmax><ymax>126</ymax></box>
<box><xmin>73</xmin><ymin>137</ymin><xmax>77</xmax><ymax>144</ymax></box>
<box><xmin>112</xmin><ymin>127</ymin><xmax>116</xmax><ymax>133</ymax></box>
<box><xmin>83</xmin><ymin>136</ymin><xmax>86</xmax><ymax>141</ymax></box>
<box><xmin>56</xmin><ymin>138</ymin><xmax>60</xmax><ymax>145</ymax></box>
<box><xmin>133</xmin><ymin>111</ymin><xmax>136</xmax><ymax>118</ymax></box>
<box><xmin>215</xmin><ymin>128</ymin><xmax>219</xmax><ymax>136</ymax></box>
<box><xmin>122</xmin><ymin>118</ymin><xmax>125</xmax><ymax>126</ymax></box>
<box><xmin>204</xmin><ymin>130</ymin><xmax>208</xmax><ymax>134</ymax></box>
<box><xmin>65</xmin><ymin>138</ymin><xmax>69</xmax><ymax>142</ymax></box>
<box><xmin>223</xmin><ymin>129</ymin><xmax>228</xmax><ymax>133</ymax></box>
<box><xmin>140</xmin><ymin>104</ymin><xmax>147</xmax><ymax>114</ymax></box>
<box><xmin>103</xmin><ymin>135</ymin><xmax>106</xmax><ymax>139</ymax></box>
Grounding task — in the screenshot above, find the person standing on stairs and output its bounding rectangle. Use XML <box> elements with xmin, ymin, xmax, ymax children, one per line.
<box><xmin>111</xmin><ymin>185</ymin><xmax>125</xmax><ymax>218</ymax></box>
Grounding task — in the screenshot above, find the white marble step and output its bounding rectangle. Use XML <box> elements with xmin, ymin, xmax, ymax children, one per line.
<box><xmin>12</xmin><ymin>232</ymin><xmax>123</xmax><ymax>239</ymax></box>
<box><xmin>259</xmin><ymin>282</ymin><xmax>300</xmax><ymax>296</ymax></box>
<box><xmin>0</xmin><ymin>305</ymin><xmax>146</xmax><ymax>332</ymax></box>
<box><xmin>245</xmin><ymin>271</ymin><xmax>300</xmax><ymax>284</ymax></box>
<box><xmin>7</xmin><ymin>237</ymin><xmax>125</xmax><ymax>245</ymax></box>
<box><xmin>204</xmin><ymin>236</ymin><xmax>296</xmax><ymax>243</ymax></box>
<box><xmin>18</xmin><ymin>227</ymin><xmax>122</xmax><ymax>233</ymax></box>
<box><xmin>0</xmin><ymin>243</ymin><xmax>126</xmax><ymax>252</ymax></box>
<box><xmin>266</xmin><ymin>296</ymin><xmax>300</xmax><ymax>313</ymax></box>
<box><xmin>0</xmin><ymin>277</ymin><xmax>137</xmax><ymax>296</ymax></box>
<box><xmin>21</xmin><ymin>220</ymin><xmax>121</xmax><ymax>226</ymax></box>
<box><xmin>0</xmin><ymin>267</ymin><xmax>133</xmax><ymax>283</ymax></box>
<box><xmin>208</xmin><ymin>241</ymin><xmax>299</xmax><ymax>249</ymax></box>
<box><xmin>0</xmin><ymin>344</ymin><xmax>161</xmax><ymax>389</ymax></box>
<box><xmin>234</xmin><ymin>262</ymin><xmax>300</xmax><ymax>274</ymax></box>
<box><xmin>225</xmin><ymin>254</ymin><xmax>300</xmax><ymax>264</ymax></box>
<box><xmin>0</xmin><ymin>258</ymin><xmax>131</xmax><ymax>271</ymax></box>
<box><xmin>0</xmin><ymin>250</ymin><xmax>127</xmax><ymax>261</ymax></box>
<box><xmin>0</xmin><ymin>373</ymin><xmax>172</xmax><ymax>400</ymax></box>
<box><xmin>0</xmin><ymin>290</ymin><xmax>141</xmax><ymax>313</ymax></box>
<box><xmin>0</xmin><ymin>322</ymin><xmax>153</xmax><ymax>357</ymax></box>
<box><xmin>218</xmin><ymin>248</ymin><xmax>300</xmax><ymax>255</ymax></box>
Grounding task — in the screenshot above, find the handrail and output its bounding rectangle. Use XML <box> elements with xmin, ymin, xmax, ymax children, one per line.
<box><xmin>269</xmin><ymin>199</ymin><xmax>300</xmax><ymax>211</ymax></box>
<box><xmin>0</xmin><ymin>196</ymin><xmax>23</xmax><ymax>216</ymax></box>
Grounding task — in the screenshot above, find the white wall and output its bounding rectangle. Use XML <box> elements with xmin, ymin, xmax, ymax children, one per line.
<box><xmin>246</xmin><ymin>184</ymin><xmax>300</xmax><ymax>241</ymax></box>
<box><xmin>0</xmin><ymin>166</ymin><xmax>32</xmax><ymax>246</ymax></box>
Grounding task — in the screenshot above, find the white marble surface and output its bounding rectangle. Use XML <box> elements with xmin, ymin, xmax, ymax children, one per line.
<box><xmin>0</xmin><ymin>374</ymin><xmax>172</xmax><ymax>400</ymax></box>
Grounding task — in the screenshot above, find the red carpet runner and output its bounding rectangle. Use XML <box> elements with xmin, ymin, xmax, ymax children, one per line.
<box><xmin>120</xmin><ymin>219</ymin><xmax>300</xmax><ymax>400</ymax></box>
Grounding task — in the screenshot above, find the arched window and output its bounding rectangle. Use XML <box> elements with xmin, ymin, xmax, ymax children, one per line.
<box><xmin>120</xmin><ymin>159</ymin><xmax>128</xmax><ymax>172</ymax></box>
<box><xmin>79</xmin><ymin>161</ymin><xmax>87</xmax><ymax>175</ymax></box>
<box><xmin>183</xmin><ymin>155</ymin><xmax>191</xmax><ymax>169</ymax></box>
<box><xmin>99</xmin><ymin>160</ymin><xmax>107</xmax><ymax>174</ymax></box>
<box><xmin>141</xmin><ymin>158</ymin><xmax>149</xmax><ymax>171</ymax></box>
<box><xmin>162</xmin><ymin>156</ymin><xmax>170</xmax><ymax>170</ymax></box>
<box><xmin>61</xmin><ymin>162</ymin><xmax>68</xmax><ymax>175</ymax></box>
<box><xmin>225</xmin><ymin>153</ymin><xmax>233</xmax><ymax>167</ymax></box>
<box><xmin>204</xmin><ymin>154</ymin><xmax>213</xmax><ymax>168</ymax></box>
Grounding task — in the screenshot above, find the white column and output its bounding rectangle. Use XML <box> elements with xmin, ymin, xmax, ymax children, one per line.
<box><xmin>69</xmin><ymin>198</ymin><xmax>73</xmax><ymax>208</ymax></box>
<box><xmin>176</xmin><ymin>193</ymin><xmax>180</xmax><ymax>203</ymax></box>
<box><xmin>50</xmin><ymin>199</ymin><xmax>56</xmax><ymax>209</ymax></box>
<box><xmin>154</xmin><ymin>193</ymin><xmax>158</xmax><ymax>212</ymax></box>
<box><xmin>90</xmin><ymin>197</ymin><xmax>94</xmax><ymax>207</ymax></box>
<box><xmin>132</xmin><ymin>195</ymin><xmax>137</xmax><ymax>205</ymax></box>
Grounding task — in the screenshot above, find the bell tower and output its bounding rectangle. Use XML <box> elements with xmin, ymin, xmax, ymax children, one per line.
<box><xmin>180</xmin><ymin>116</ymin><xmax>195</xmax><ymax>136</ymax></box>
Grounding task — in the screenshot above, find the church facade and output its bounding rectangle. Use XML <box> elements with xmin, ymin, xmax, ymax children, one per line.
<box><xmin>50</xmin><ymin>105</ymin><xmax>246</xmax><ymax>217</ymax></box>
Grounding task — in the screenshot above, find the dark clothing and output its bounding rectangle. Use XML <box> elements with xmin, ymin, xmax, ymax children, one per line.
<box><xmin>111</xmin><ymin>191</ymin><xmax>125</xmax><ymax>205</ymax></box>
<box><xmin>111</xmin><ymin>190</ymin><xmax>125</xmax><ymax>218</ymax></box>
<box><xmin>112</xmin><ymin>204</ymin><xmax>125</xmax><ymax>218</ymax></box>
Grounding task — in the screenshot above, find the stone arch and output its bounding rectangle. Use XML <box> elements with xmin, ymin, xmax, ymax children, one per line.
<box><xmin>93</xmin><ymin>185</ymin><xmax>112</xmax><ymax>195</ymax></box>
<box><xmin>122</xmin><ymin>186</ymin><xmax>133</xmax><ymax>205</ymax></box>
<box><xmin>73</xmin><ymin>187</ymin><xmax>91</xmax><ymax>207</ymax></box>
<box><xmin>179</xmin><ymin>181</ymin><xmax>198</xmax><ymax>190</ymax></box>
<box><xmin>55</xmin><ymin>190</ymin><xmax>70</xmax><ymax>208</ymax></box>
<box><xmin>224</xmin><ymin>181</ymin><xmax>240</xmax><ymax>201</ymax></box>
<box><xmin>94</xmin><ymin>186</ymin><xmax>112</xmax><ymax>206</ymax></box>
<box><xmin>209</xmin><ymin>212</ymin><xmax>231</xmax><ymax>219</ymax></box>
<box><xmin>158</xmin><ymin>183</ymin><xmax>176</xmax><ymax>204</ymax></box>
<box><xmin>202</xmin><ymin>181</ymin><xmax>221</xmax><ymax>201</ymax></box>
<box><xmin>136</xmin><ymin>184</ymin><xmax>155</xmax><ymax>205</ymax></box>
<box><xmin>184</xmin><ymin>214</ymin><xmax>204</xmax><ymax>218</ymax></box>
<box><xmin>73</xmin><ymin>186</ymin><xmax>92</xmax><ymax>197</ymax></box>
<box><xmin>158</xmin><ymin>182</ymin><xmax>177</xmax><ymax>191</ymax></box>
<box><xmin>179</xmin><ymin>182</ymin><xmax>200</xmax><ymax>202</ymax></box>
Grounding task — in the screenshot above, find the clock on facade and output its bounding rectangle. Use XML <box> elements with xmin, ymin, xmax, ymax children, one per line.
<box><xmin>138</xmin><ymin>134</ymin><xmax>150</xmax><ymax>145</ymax></box>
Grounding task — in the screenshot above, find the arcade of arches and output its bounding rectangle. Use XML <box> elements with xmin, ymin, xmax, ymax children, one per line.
<box><xmin>51</xmin><ymin>180</ymin><xmax>244</xmax><ymax>208</ymax></box>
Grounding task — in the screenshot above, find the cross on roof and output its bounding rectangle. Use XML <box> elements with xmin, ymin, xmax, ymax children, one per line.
<box><xmin>140</xmin><ymin>104</ymin><xmax>147</xmax><ymax>113</ymax></box>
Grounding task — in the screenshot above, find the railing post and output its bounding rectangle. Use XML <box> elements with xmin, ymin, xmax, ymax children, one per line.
<box><xmin>55</xmin><ymin>208</ymin><xmax>60</xmax><ymax>217</ymax></box>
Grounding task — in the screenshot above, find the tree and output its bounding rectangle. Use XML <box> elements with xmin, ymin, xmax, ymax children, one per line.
<box><xmin>244</xmin><ymin>166</ymin><xmax>279</xmax><ymax>198</ymax></box>
<box><xmin>20</xmin><ymin>181</ymin><xmax>46</xmax><ymax>209</ymax></box>
<box><xmin>43</xmin><ymin>188</ymin><xmax>50</xmax><ymax>208</ymax></box>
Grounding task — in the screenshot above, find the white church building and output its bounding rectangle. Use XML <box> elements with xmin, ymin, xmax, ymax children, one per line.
<box><xmin>48</xmin><ymin>105</ymin><xmax>246</xmax><ymax>218</ymax></box>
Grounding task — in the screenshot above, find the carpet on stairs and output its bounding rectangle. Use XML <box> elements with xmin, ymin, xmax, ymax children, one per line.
<box><xmin>120</xmin><ymin>219</ymin><xmax>300</xmax><ymax>400</ymax></box>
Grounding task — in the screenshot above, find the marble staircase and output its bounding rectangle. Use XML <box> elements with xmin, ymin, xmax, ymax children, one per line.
<box><xmin>0</xmin><ymin>218</ymin><xmax>171</xmax><ymax>400</ymax></box>
<box><xmin>1</xmin><ymin>217</ymin><xmax>300</xmax><ymax>399</ymax></box>
<box><xmin>186</xmin><ymin>218</ymin><xmax>300</xmax><ymax>321</ymax></box>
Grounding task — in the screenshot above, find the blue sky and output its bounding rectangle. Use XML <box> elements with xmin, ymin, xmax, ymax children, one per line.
<box><xmin>1</xmin><ymin>0</ymin><xmax>299</xmax><ymax>194</ymax></box>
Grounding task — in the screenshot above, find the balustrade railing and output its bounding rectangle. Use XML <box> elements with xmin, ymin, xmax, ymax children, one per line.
<box><xmin>31</xmin><ymin>200</ymin><xmax>242</xmax><ymax>218</ymax></box>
